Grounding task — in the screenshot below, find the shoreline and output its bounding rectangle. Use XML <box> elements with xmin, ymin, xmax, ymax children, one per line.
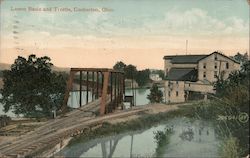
<box><xmin>50</xmin><ymin>102</ymin><xmax>194</xmax><ymax>157</ymax></box>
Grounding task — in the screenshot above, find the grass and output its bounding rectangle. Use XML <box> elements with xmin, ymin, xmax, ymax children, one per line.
<box><xmin>220</xmin><ymin>135</ymin><xmax>241</xmax><ymax>158</ymax></box>
<box><xmin>189</xmin><ymin>100</ymin><xmax>249</xmax><ymax>157</ymax></box>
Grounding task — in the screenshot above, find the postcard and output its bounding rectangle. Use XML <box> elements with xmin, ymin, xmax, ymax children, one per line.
<box><xmin>0</xmin><ymin>0</ymin><xmax>249</xmax><ymax>157</ymax></box>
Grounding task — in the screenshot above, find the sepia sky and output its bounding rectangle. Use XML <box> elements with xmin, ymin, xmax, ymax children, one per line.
<box><xmin>0</xmin><ymin>0</ymin><xmax>249</xmax><ymax>69</ymax></box>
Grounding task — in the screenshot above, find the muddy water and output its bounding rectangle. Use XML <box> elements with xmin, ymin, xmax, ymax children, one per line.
<box><xmin>56</xmin><ymin>117</ymin><xmax>221</xmax><ymax>157</ymax></box>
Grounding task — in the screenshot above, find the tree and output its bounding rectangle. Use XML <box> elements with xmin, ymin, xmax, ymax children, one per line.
<box><xmin>124</xmin><ymin>64</ymin><xmax>137</xmax><ymax>79</ymax></box>
<box><xmin>214</xmin><ymin>61</ymin><xmax>249</xmax><ymax>110</ymax></box>
<box><xmin>155</xmin><ymin>70</ymin><xmax>165</xmax><ymax>79</ymax></box>
<box><xmin>113</xmin><ymin>61</ymin><xmax>126</xmax><ymax>72</ymax></box>
<box><xmin>136</xmin><ymin>69</ymin><xmax>150</xmax><ymax>87</ymax></box>
<box><xmin>0</xmin><ymin>54</ymin><xmax>67</xmax><ymax>118</ymax></box>
<box><xmin>147</xmin><ymin>83</ymin><xmax>163</xmax><ymax>103</ymax></box>
<box><xmin>233</xmin><ymin>52</ymin><xmax>249</xmax><ymax>64</ymax></box>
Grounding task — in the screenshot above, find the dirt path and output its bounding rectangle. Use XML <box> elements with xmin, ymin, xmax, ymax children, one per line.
<box><xmin>108</xmin><ymin>102</ymin><xmax>191</xmax><ymax>124</ymax></box>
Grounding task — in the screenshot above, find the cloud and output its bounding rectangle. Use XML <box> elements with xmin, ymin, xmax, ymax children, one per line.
<box><xmin>143</xmin><ymin>8</ymin><xmax>248</xmax><ymax>37</ymax></box>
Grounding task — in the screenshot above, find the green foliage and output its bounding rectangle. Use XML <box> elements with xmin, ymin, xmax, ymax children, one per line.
<box><xmin>0</xmin><ymin>54</ymin><xmax>67</xmax><ymax>118</ymax></box>
<box><xmin>147</xmin><ymin>83</ymin><xmax>163</xmax><ymax>103</ymax></box>
<box><xmin>113</xmin><ymin>61</ymin><xmax>151</xmax><ymax>87</ymax></box>
<box><xmin>0</xmin><ymin>70</ymin><xmax>3</xmax><ymax>77</ymax></box>
<box><xmin>124</xmin><ymin>64</ymin><xmax>137</xmax><ymax>79</ymax></box>
<box><xmin>135</xmin><ymin>69</ymin><xmax>150</xmax><ymax>87</ymax></box>
<box><xmin>233</xmin><ymin>52</ymin><xmax>248</xmax><ymax>64</ymax></box>
<box><xmin>220</xmin><ymin>136</ymin><xmax>241</xmax><ymax>158</ymax></box>
<box><xmin>214</xmin><ymin>61</ymin><xmax>249</xmax><ymax>110</ymax></box>
<box><xmin>192</xmin><ymin>60</ymin><xmax>250</xmax><ymax>156</ymax></box>
<box><xmin>113</xmin><ymin>61</ymin><xmax>126</xmax><ymax>72</ymax></box>
<box><xmin>113</xmin><ymin>61</ymin><xmax>164</xmax><ymax>87</ymax></box>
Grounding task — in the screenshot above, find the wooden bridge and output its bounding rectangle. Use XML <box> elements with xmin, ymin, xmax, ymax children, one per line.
<box><xmin>0</xmin><ymin>68</ymin><xmax>144</xmax><ymax>157</ymax></box>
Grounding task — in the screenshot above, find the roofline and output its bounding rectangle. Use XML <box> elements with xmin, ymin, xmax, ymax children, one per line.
<box><xmin>198</xmin><ymin>52</ymin><xmax>240</xmax><ymax>64</ymax></box>
<box><xmin>163</xmin><ymin>54</ymin><xmax>208</xmax><ymax>60</ymax></box>
<box><xmin>163</xmin><ymin>52</ymin><xmax>240</xmax><ymax>64</ymax></box>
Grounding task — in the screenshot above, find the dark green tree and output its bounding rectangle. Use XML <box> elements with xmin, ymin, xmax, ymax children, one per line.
<box><xmin>113</xmin><ymin>61</ymin><xmax>126</xmax><ymax>72</ymax></box>
<box><xmin>124</xmin><ymin>64</ymin><xmax>137</xmax><ymax>79</ymax></box>
<box><xmin>233</xmin><ymin>52</ymin><xmax>249</xmax><ymax>64</ymax></box>
<box><xmin>136</xmin><ymin>69</ymin><xmax>150</xmax><ymax>87</ymax></box>
<box><xmin>0</xmin><ymin>54</ymin><xmax>67</xmax><ymax>118</ymax></box>
<box><xmin>147</xmin><ymin>83</ymin><xmax>163</xmax><ymax>103</ymax></box>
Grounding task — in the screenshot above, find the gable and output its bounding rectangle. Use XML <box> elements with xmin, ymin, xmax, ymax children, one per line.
<box><xmin>199</xmin><ymin>52</ymin><xmax>240</xmax><ymax>64</ymax></box>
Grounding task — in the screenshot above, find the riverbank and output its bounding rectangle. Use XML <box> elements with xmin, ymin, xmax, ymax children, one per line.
<box><xmin>56</xmin><ymin>102</ymin><xmax>213</xmax><ymax>157</ymax></box>
<box><xmin>65</xmin><ymin>102</ymin><xmax>194</xmax><ymax>147</ymax></box>
<box><xmin>0</xmin><ymin>101</ymin><xmax>199</xmax><ymax>157</ymax></box>
<box><xmin>55</xmin><ymin>100</ymin><xmax>249</xmax><ymax>158</ymax></box>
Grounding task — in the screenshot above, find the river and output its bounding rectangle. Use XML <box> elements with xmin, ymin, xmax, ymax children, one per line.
<box><xmin>0</xmin><ymin>88</ymin><xmax>165</xmax><ymax>117</ymax></box>
<box><xmin>56</xmin><ymin>117</ymin><xmax>221</xmax><ymax>157</ymax></box>
<box><xmin>66</xmin><ymin>87</ymin><xmax>165</xmax><ymax>108</ymax></box>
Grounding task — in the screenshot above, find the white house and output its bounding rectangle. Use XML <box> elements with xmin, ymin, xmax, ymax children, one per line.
<box><xmin>149</xmin><ymin>74</ymin><xmax>162</xmax><ymax>81</ymax></box>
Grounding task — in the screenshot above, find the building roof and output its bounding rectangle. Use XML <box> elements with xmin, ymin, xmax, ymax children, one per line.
<box><xmin>166</xmin><ymin>68</ymin><xmax>198</xmax><ymax>81</ymax></box>
<box><xmin>198</xmin><ymin>52</ymin><xmax>240</xmax><ymax>64</ymax></box>
<box><xmin>163</xmin><ymin>55</ymin><xmax>208</xmax><ymax>64</ymax></box>
<box><xmin>163</xmin><ymin>52</ymin><xmax>240</xmax><ymax>64</ymax></box>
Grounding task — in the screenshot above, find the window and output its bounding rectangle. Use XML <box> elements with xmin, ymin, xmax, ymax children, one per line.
<box><xmin>215</xmin><ymin>54</ymin><xmax>217</xmax><ymax>60</ymax></box>
<box><xmin>176</xmin><ymin>91</ymin><xmax>178</xmax><ymax>96</ymax></box>
<box><xmin>226</xmin><ymin>63</ymin><xmax>229</xmax><ymax>69</ymax></box>
<box><xmin>203</xmin><ymin>72</ymin><xmax>206</xmax><ymax>78</ymax></box>
<box><xmin>214</xmin><ymin>63</ymin><xmax>217</xmax><ymax>69</ymax></box>
<box><xmin>189</xmin><ymin>83</ymin><xmax>190</xmax><ymax>87</ymax></box>
<box><xmin>168</xmin><ymin>91</ymin><xmax>171</xmax><ymax>97</ymax></box>
<box><xmin>203</xmin><ymin>63</ymin><xmax>206</xmax><ymax>69</ymax></box>
<box><xmin>176</xmin><ymin>81</ymin><xmax>178</xmax><ymax>84</ymax></box>
<box><xmin>168</xmin><ymin>82</ymin><xmax>170</xmax><ymax>87</ymax></box>
<box><xmin>214</xmin><ymin>71</ymin><xmax>218</xmax><ymax>78</ymax></box>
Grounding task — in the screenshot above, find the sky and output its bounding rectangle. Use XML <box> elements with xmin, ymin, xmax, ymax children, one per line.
<box><xmin>0</xmin><ymin>0</ymin><xmax>249</xmax><ymax>70</ymax></box>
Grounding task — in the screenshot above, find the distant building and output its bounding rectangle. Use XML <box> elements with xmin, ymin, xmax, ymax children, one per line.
<box><xmin>149</xmin><ymin>74</ymin><xmax>162</xmax><ymax>81</ymax></box>
<box><xmin>163</xmin><ymin>52</ymin><xmax>240</xmax><ymax>103</ymax></box>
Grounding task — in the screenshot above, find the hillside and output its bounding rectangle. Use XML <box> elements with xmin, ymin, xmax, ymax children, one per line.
<box><xmin>0</xmin><ymin>63</ymin><xmax>11</xmax><ymax>71</ymax></box>
<box><xmin>0</xmin><ymin>63</ymin><xmax>70</xmax><ymax>72</ymax></box>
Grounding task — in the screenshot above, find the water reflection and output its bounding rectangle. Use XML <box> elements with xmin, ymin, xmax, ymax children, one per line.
<box><xmin>179</xmin><ymin>128</ymin><xmax>194</xmax><ymax>141</ymax></box>
<box><xmin>56</xmin><ymin>117</ymin><xmax>221</xmax><ymax>158</ymax></box>
<box><xmin>68</xmin><ymin>88</ymin><xmax>165</xmax><ymax>109</ymax></box>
